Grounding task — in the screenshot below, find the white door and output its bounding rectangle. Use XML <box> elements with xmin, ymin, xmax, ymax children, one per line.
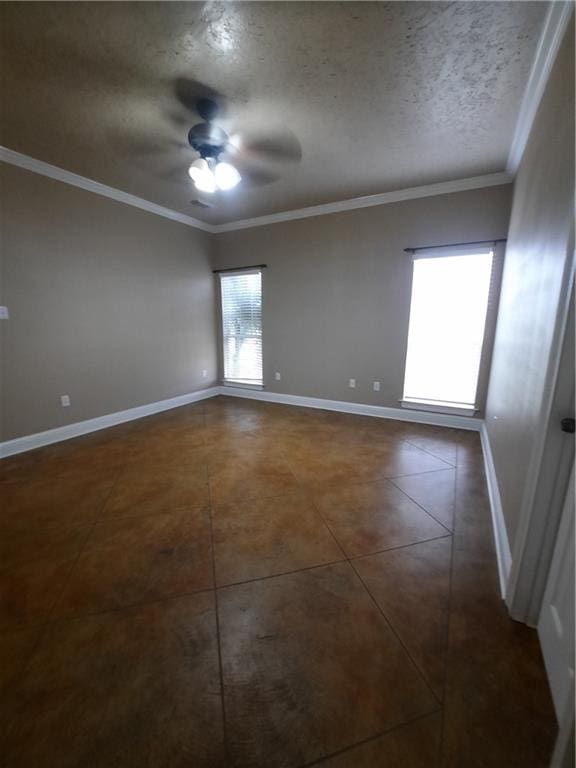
<box><xmin>538</xmin><ymin>463</ymin><xmax>575</xmax><ymax>727</ymax></box>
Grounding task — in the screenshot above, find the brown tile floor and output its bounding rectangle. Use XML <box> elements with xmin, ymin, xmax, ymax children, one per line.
<box><xmin>0</xmin><ymin>396</ymin><xmax>557</xmax><ymax>767</ymax></box>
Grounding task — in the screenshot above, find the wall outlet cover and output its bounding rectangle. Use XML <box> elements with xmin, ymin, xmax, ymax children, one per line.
<box><xmin>60</xmin><ymin>395</ymin><xmax>71</xmax><ymax>407</ymax></box>
<box><xmin>349</xmin><ymin>378</ymin><xmax>356</xmax><ymax>388</ymax></box>
<box><xmin>373</xmin><ymin>381</ymin><xmax>381</xmax><ymax>392</ymax></box>
<box><xmin>0</xmin><ymin>306</ymin><xmax>9</xmax><ymax>320</ymax></box>
<box><xmin>275</xmin><ymin>372</ymin><xmax>281</xmax><ymax>381</ymax></box>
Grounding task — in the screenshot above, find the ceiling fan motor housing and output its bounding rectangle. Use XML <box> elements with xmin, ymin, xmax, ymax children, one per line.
<box><xmin>188</xmin><ymin>122</ymin><xmax>228</xmax><ymax>160</ymax></box>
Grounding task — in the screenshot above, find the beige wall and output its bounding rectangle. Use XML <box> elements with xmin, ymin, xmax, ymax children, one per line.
<box><xmin>0</xmin><ymin>164</ymin><xmax>218</xmax><ymax>441</ymax></box>
<box><xmin>213</xmin><ymin>185</ymin><xmax>512</xmax><ymax>410</ymax></box>
<box><xmin>485</xmin><ymin>26</ymin><xmax>574</xmax><ymax>549</ymax></box>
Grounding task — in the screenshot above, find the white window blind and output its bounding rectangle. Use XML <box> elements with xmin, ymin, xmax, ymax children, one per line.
<box><xmin>402</xmin><ymin>246</ymin><xmax>495</xmax><ymax>410</ymax></box>
<box><xmin>220</xmin><ymin>269</ymin><xmax>263</xmax><ymax>385</ymax></box>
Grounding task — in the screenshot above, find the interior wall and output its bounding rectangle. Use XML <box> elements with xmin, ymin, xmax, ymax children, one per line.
<box><xmin>0</xmin><ymin>163</ymin><xmax>218</xmax><ymax>441</ymax></box>
<box><xmin>484</xmin><ymin>24</ymin><xmax>575</xmax><ymax>551</ymax></box>
<box><xmin>213</xmin><ymin>185</ymin><xmax>512</xmax><ymax>411</ymax></box>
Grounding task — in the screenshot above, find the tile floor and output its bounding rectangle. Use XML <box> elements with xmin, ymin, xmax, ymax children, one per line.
<box><xmin>0</xmin><ymin>396</ymin><xmax>557</xmax><ymax>767</ymax></box>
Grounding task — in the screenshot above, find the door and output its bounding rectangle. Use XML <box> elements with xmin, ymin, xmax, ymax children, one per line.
<box><xmin>538</xmin><ymin>463</ymin><xmax>574</xmax><ymax>727</ymax></box>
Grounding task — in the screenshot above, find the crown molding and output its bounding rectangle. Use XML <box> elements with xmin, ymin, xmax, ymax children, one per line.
<box><xmin>0</xmin><ymin>144</ymin><xmax>512</xmax><ymax>235</ymax></box>
<box><xmin>213</xmin><ymin>172</ymin><xmax>512</xmax><ymax>233</ymax></box>
<box><xmin>0</xmin><ymin>145</ymin><xmax>217</xmax><ymax>233</ymax></box>
<box><xmin>507</xmin><ymin>1</ymin><xmax>574</xmax><ymax>175</ymax></box>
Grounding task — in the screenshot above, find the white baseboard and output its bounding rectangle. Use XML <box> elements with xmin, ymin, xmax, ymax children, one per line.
<box><xmin>218</xmin><ymin>386</ymin><xmax>482</xmax><ymax>431</ymax></box>
<box><xmin>480</xmin><ymin>422</ymin><xmax>512</xmax><ymax>597</ymax></box>
<box><xmin>0</xmin><ymin>387</ymin><xmax>219</xmax><ymax>458</ymax></box>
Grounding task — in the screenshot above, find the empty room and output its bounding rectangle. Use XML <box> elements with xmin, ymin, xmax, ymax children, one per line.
<box><xmin>0</xmin><ymin>2</ymin><xmax>574</xmax><ymax>766</ymax></box>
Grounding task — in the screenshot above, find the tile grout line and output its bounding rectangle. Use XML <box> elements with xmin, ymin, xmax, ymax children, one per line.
<box><xmin>348</xmin><ymin>557</ymin><xmax>444</xmax><ymax>708</ymax></box>
<box><xmin>279</xmin><ymin>437</ymin><xmax>447</xmax><ymax>709</ymax></box>
<box><xmin>402</xmin><ymin>437</ymin><xmax>458</xmax><ymax>468</ymax></box>
<box><xmin>277</xmin><ymin>446</ymin><xmax>349</xmax><ymax>563</ymax></box>
<box><xmin>388</xmin><ymin>476</ymin><xmax>454</xmax><ymax>535</ymax></box>
<box><xmin>348</xmin><ymin>532</ymin><xmax>452</xmax><ymax>562</ymax></box>
<box><xmin>1</xmin><ymin>532</ymin><xmax>456</xmax><ymax>640</ymax></box>
<box><xmin>45</xmin><ymin>463</ymin><xmax>128</xmax><ymax>623</ymax></box>
<box><xmin>386</xmin><ymin>465</ymin><xmax>460</xmax><ymax>480</ymax></box>
<box><xmin>203</xmin><ymin>399</ymin><xmax>231</xmax><ymax>764</ymax></box>
<box><xmin>16</xmin><ymin>585</ymin><xmax>217</xmax><ymax>631</ymax></box>
<box><xmin>297</xmin><ymin>708</ymin><xmax>443</xmax><ymax>768</ymax></box>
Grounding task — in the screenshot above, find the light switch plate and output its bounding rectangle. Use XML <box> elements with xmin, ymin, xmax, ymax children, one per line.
<box><xmin>373</xmin><ymin>381</ymin><xmax>381</xmax><ymax>392</ymax></box>
<box><xmin>275</xmin><ymin>372</ymin><xmax>281</xmax><ymax>381</ymax></box>
<box><xmin>60</xmin><ymin>395</ymin><xmax>71</xmax><ymax>407</ymax></box>
<box><xmin>349</xmin><ymin>378</ymin><xmax>356</xmax><ymax>388</ymax></box>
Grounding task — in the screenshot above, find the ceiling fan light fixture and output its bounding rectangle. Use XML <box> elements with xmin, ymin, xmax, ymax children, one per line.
<box><xmin>214</xmin><ymin>161</ymin><xmax>241</xmax><ymax>190</ymax></box>
<box><xmin>188</xmin><ymin>158</ymin><xmax>217</xmax><ymax>193</ymax></box>
<box><xmin>194</xmin><ymin>173</ymin><xmax>217</xmax><ymax>194</ymax></box>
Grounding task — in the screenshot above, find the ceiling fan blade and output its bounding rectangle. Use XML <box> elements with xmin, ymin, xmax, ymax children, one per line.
<box><xmin>219</xmin><ymin>151</ymin><xmax>284</xmax><ymax>187</ymax></box>
<box><xmin>173</xmin><ymin>77</ymin><xmax>228</xmax><ymax>118</ymax></box>
<box><xmin>240</xmin><ymin>166</ymin><xmax>284</xmax><ymax>187</ymax></box>
<box><xmin>231</xmin><ymin>127</ymin><xmax>302</xmax><ymax>166</ymax></box>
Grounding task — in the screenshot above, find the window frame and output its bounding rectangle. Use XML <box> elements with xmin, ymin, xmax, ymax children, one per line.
<box><xmin>217</xmin><ymin>267</ymin><xmax>264</xmax><ymax>389</ymax></box>
<box><xmin>400</xmin><ymin>242</ymin><xmax>504</xmax><ymax>415</ymax></box>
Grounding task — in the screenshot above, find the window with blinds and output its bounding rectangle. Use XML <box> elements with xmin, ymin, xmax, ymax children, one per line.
<box><xmin>402</xmin><ymin>246</ymin><xmax>496</xmax><ymax>410</ymax></box>
<box><xmin>220</xmin><ymin>269</ymin><xmax>263</xmax><ymax>385</ymax></box>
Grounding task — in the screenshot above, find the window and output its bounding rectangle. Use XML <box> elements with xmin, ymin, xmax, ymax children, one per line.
<box><xmin>402</xmin><ymin>246</ymin><xmax>495</xmax><ymax>411</ymax></box>
<box><xmin>219</xmin><ymin>269</ymin><xmax>263</xmax><ymax>386</ymax></box>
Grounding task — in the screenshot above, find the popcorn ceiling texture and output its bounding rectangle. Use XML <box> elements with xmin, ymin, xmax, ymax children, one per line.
<box><xmin>0</xmin><ymin>1</ymin><xmax>546</xmax><ymax>224</ymax></box>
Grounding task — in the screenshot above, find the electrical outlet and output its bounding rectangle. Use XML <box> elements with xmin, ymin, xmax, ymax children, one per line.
<box><xmin>0</xmin><ymin>306</ymin><xmax>9</xmax><ymax>320</ymax></box>
<box><xmin>202</xmin><ymin>369</ymin><xmax>208</xmax><ymax>378</ymax></box>
<box><xmin>60</xmin><ymin>395</ymin><xmax>71</xmax><ymax>407</ymax></box>
<box><xmin>373</xmin><ymin>381</ymin><xmax>381</xmax><ymax>392</ymax></box>
<box><xmin>349</xmin><ymin>378</ymin><xmax>356</xmax><ymax>389</ymax></box>
<box><xmin>275</xmin><ymin>372</ymin><xmax>281</xmax><ymax>381</ymax></box>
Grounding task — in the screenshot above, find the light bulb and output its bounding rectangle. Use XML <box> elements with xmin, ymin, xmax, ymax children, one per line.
<box><xmin>214</xmin><ymin>161</ymin><xmax>241</xmax><ymax>190</ymax></box>
<box><xmin>188</xmin><ymin>158</ymin><xmax>208</xmax><ymax>182</ymax></box>
<box><xmin>188</xmin><ymin>158</ymin><xmax>216</xmax><ymax>193</ymax></box>
<box><xmin>194</xmin><ymin>173</ymin><xmax>217</xmax><ymax>194</ymax></box>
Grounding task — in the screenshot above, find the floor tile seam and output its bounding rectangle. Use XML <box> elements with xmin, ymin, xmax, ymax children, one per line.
<box><xmin>297</xmin><ymin>706</ymin><xmax>443</xmax><ymax>767</ymax></box>
<box><xmin>43</xmin><ymin>467</ymin><xmax>126</xmax><ymax>622</ymax></box>
<box><xmin>96</xmin><ymin>454</ymin><xmax>144</xmax><ymax>518</ymax></box>
<box><xmin>214</xmin><ymin>557</ymin><xmax>350</xmax><ymax>591</ymax></box>
<box><xmin>213</xmin><ymin>532</ymin><xmax>454</xmax><ymax>591</ymax></box>
<box><xmin>88</xmin><ymin>503</ymin><xmax>212</xmax><ymax>525</ymax></box>
<box><xmin>438</xmin><ymin>454</ymin><xmax>461</xmax><ymax>761</ymax></box>
<box><xmin>97</xmin><ymin>463</ymin><xmax>211</xmax><ymax>520</ymax></box>
<box><xmin>278</xmin><ymin>446</ymin><xmax>350</xmax><ymax>563</ymax></box>
<box><xmin>384</xmin><ymin>465</ymin><xmax>462</xmax><ymax>481</ymax></box>
<box><xmin>275</xmin><ymin>467</ymin><xmax>452</xmax><ymax>538</ymax></box>
<box><xmin>17</xmin><ymin>584</ymin><xmax>217</xmax><ymax>630</ymax></box>
<box><xmin>204</xmin><ymin>406</ymin><xmax>231</xmax><ymax>764</ymax></box>
<box><xmin>387</xmin><ymin>477</ymin><xmax>454</xmax><ymax>535</ymax></box>
<box><xmin>348</xmin><ymin>557</ymin><xmax>444</xmax><ymax>708</ymax></box>
<box><xmin>401</xmin><ymin>438</ymin><xmax>458</xmax><ymax>468</ymax></box>
<box><xmin>281</xmin><ymin>442</ymin><xmax>444</xmax><ymax>707</ymax></box>
<box><xmin>348</xmin><ymin>533</ymin><xmax>453</xmax><ymax>563</ymax></box>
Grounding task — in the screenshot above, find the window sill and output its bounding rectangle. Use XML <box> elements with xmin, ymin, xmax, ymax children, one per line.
<box><xmin>222</xmin><ymin>380</ymin><xmax>264</xmax><ymax>391</ymax></box>
<box><xmin>400</xmin><ymin>398</ymin><xmax>476</xmax><ymax>416</ymax></box>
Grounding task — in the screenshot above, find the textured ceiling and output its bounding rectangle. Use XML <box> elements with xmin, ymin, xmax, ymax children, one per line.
<box><xmin>0</xmin><ymin>1</ymin><xmax>546</xmax><ymax>224</ymax></box>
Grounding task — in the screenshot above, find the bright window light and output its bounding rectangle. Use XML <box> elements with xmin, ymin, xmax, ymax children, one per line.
<box><xmin>220</xmin><ymin>270</ymin><xmax>263</xmax><ymax>385</ymax></box>
<box><xmin>402</xmin><ymin>249</ymin><xmax>494</xmax><ymax>409</ymax></box>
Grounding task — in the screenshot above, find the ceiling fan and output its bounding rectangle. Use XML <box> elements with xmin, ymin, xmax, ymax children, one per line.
<box><xmin>186</xmin><ymin>98</ymin><xmax>242</xmax><ymax>193</ymax></box>
<box><xmin>178</xmin><ymin>82</ymin><xmax>302</xmax><ymax>195</ymax></box>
